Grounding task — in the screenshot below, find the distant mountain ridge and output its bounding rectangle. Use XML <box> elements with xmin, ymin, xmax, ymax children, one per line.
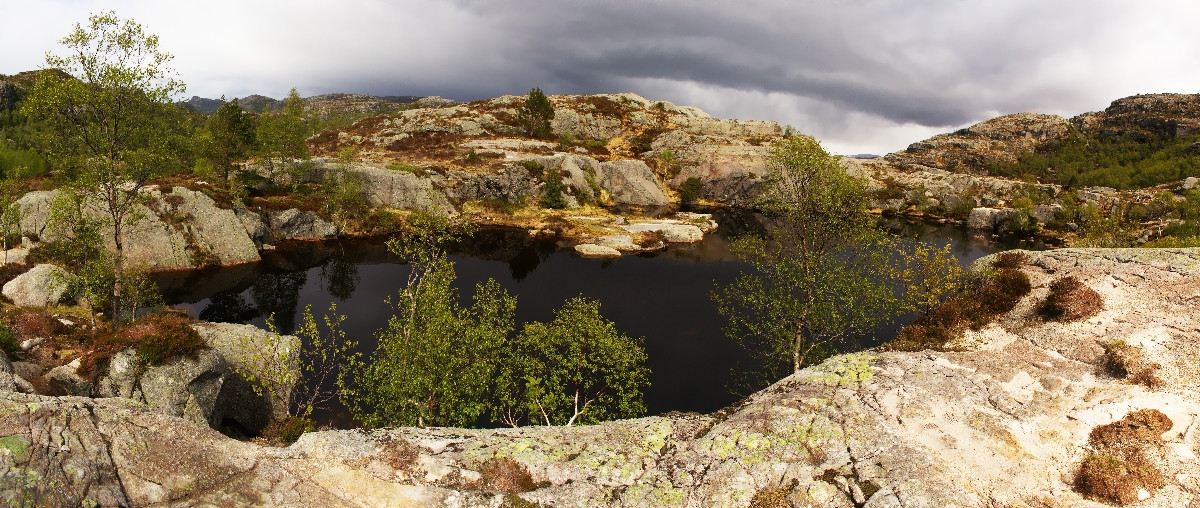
<box><xmin>177</xmin><ymin>92</ymin><xmax>424</xmax><ymax>118</ymax></box>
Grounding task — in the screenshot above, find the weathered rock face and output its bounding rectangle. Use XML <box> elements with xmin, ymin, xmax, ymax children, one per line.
<box><xmin>98</xmin><ymin>348</ymin><xmax>228</xmax><ymax>428</ymax></box>
<box><xmin>1074</xmin><ymin>93</ymin><xmax>1200</xmax><ymax>139</ymax></box>
<box><xmin>15</xmin><ymin>186</ymin><xmax>262</xmax><ymax>271</ymax></box>
<box><xmin>151</xmin><ymin>187</ymin><xmax>261</xmax><ymax>266</ymax></box>
<box><xmin>445</xmin><ymin>166</ymin><xmax>536</xmax><ymax>204</ymax></box>
<box><xmin>886</xmin><ymin>112</ymin><xmax>1074</xmax><ymax>171</ymax></box>
<box><xmin>266</xmin><ymin>208</ymin><xmax>338</xmax><ymax>241</ymax></box>
<box><xmin>2</xmin><ymin>263</ymin><xmax>70</xmax><ymax>307</ymax></box>
<box><xmin>6</xmin><ymin>248</ymin><xmax>1199</xmax><ymax>507</ymax></box>
<box><xmin>598</xmin><ymin>160</ymin><xmax>669</xmax><ymax>206</ymax></box>
<box><xmin>44</xmin><ymin>364</ymin><xmax>92</xmax><ymax>397</ymax></box>
<box><xmin>94</xmin><ymin>322</ymin><xmax>301</xmax><ymax>433</ymax></box>
<box><xmin>350</xmin><ymin>164</ymin><xmax>456</xmax><ymax>213</ymax></box>
<box><xmin>194</xmin><ymin>322</ymin><xmax>301</xmax><ymax>429</ymax></box>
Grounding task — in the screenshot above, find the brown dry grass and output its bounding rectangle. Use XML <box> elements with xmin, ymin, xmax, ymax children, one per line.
<box><xmin>1075</xmin><ymin>409</ymin><xmax>1172</xmax><ymax>505</ymax></box>
<box><xmin>1102</xmin><ymin>341</ymin><xmax>1164</xmax><ymax>389</ymax></box>
<box><xmin>477</xmin><ymin>456</ymin><xmax>536</xmax><ymax>493</ymax></box>
<box><xmin>1039</xmin><ymin>276</ymin><xmax>1103</xmax><ymax>322</ymax></box>
<box><xmin>78</xmin><ymin>311</ymin><xmax>206</xmax><ymax>379</ymax></box>
<box><xmin>886</xmin><ymin>258</ymin><xmax>1031</xmax><ymax>351</ymax></box>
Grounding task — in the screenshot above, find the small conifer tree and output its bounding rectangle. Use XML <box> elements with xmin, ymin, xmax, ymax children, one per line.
<box><xmin>517</xmin><ymin>87</ymin><xmax>555</xmax><ymax>139</ymax></box>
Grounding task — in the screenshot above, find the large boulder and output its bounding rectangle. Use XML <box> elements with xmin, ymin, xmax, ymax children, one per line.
<box><xmin>14</xmin><ymin>187</ymin><xmax>261</xmax><ymax>270</ymax></box>
<box><xmin>98</xmin><ymin>348</ymin><xmax>228</xmax><ymax>428</ymax></box>
<box><xmin>267</xmin><ymin>208</ymin><xmax>338</xmax><ymax>240</ymax></box>
<box><xmin>351</xmin><ymin>164</ymin><xmax>455</xmax><ymax>213</ymax></box>
<box><xmin>0</xmin><ymin>349</ymin><xmax>13</xmax><ymax>392</ymax></box>
<box><xmin>96</xmin><ymin>322</ymin><xmax>301</xmax><ymax>433</ymax></box>
<box><xmin>15</xmin><ymin>190</ymin><xmax>57</xmax><ymax>240</ymax></box>
<box><xmin>598</xmin><ymin>160</ymin><xmax>669</xmax><ymax>206</ymax></box>
<box><xmin>2</xmin><ymin>263</ymin><xmax>70</xmax><ymax>307</ymax></box>
<box><xmin>151</xmin><ymin>187</ymin><xmax>261</xmax><ymax>266</ymax></box>
<box><xmin>446</xmin><ymin>166</ymin><xmax>537</xmax><ymax>204</ymax></box>
<box><xmin>44</xmin><ymin>364</ymin><xmax>92</xmax><ymax>397</ymax></box>
<box><xmin>620</xmin><ymin>221</ymin><xmax>704</xmax><ymax>243</ymax></box>
<box><xmin>193</xmin><ymin>322</ymin><xmax>301</xmax><ymax>431</ymax></box>
<box><xmin>966</xmin><ymin>207</ymin><xmax>1015</xmax><ymax>233</ymax></box>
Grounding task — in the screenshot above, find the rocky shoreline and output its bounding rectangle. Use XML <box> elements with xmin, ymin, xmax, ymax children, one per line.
<box><xmin>3</xmin><ymin>247</ymin><xmax>1198</xmax><ymax>506</ymax></box>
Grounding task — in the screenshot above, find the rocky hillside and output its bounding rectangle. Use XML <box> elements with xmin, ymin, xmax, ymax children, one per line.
<box><xmin>3</xmin><ymin>247</ymin><xmax>1199</xmax><ymax>506</ymax></box>
<box><xmin>885</xmin><ymin>93</ymin><xmax>1200</xmax><ymax>174</ymax></box>
<box><xmin>313</xmin><ymin>92</ymin><xmax>782</xmax><ymax>206</ymax></box>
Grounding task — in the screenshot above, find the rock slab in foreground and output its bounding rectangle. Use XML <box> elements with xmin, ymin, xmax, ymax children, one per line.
<box><xmin>2</xmin><ymin>248</ymin><xmax>1200</xmax><ymax>507</ymax></box>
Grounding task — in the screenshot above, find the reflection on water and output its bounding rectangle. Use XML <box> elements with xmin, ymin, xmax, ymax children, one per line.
<box><xmin>159</xmin><ymin>210</ymin><xmax>1039</xmax><ymax>424</ymax></box>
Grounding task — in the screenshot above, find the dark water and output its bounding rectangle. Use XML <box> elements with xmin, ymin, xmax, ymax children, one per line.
<box><xmin>157</xmin><ymin>211</ymin><xmax>1040</xmax><ymax>426</ymax></box>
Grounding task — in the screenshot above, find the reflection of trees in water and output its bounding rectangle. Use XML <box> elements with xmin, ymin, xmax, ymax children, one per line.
<box><xmin>320</xmin><ymin>257</ymin><xmax>360</xmax><ymax>301</ymax></box>
<box><xmin>251</xmin><ymin>271</ymin><xmax>308</xmax><ymax>334</ymax></box>
<box><xmin>198</xmin><ymin>290</ymin><xmax>259</xmax><ymax>323</ymax></box>
<box><xmin>507</xmin><ymin>241</ymin><xmax>556</xmax><ymax>281</ymax></box>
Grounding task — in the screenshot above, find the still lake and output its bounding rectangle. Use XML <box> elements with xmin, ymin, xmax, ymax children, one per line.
<box><xmin>156</xmin><ymin>212</ymin><xmax>1040</xmax><ymax>426</ymax></box>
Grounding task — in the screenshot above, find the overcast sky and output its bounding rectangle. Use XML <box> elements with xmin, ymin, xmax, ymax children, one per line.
<box><xmin>3</xmin><ymin>0</ymin><xmax>1199</xmax><ymax>155</ymax></box>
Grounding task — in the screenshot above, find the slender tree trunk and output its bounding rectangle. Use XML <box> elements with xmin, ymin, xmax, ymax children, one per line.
<box><xmin>111</xmin><ymin>224</ymin><xmax>123</xmax><ymax>332</ymax></box>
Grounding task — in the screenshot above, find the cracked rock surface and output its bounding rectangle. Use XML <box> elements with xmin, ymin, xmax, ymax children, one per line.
<box><xmin>1</xmin><ymin>248</ymin><xmax>1199</xmax><ymax>507</ymax></box>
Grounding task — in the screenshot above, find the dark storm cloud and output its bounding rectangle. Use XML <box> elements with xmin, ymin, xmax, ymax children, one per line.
<box><xmin>6</xmin><ymin>0</ymin><xmax>1199</xmax><ymax>154</ymax></box>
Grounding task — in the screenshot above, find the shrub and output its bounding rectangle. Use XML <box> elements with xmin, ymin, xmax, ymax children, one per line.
<box><xmin>1102</xmin><ymin>340</ymin><xmax>1164</xmax><ymax>389</ymax></box>
<box><xmin>678</xmin><ymin>177</ymin><xmax>704</xmax><ymax>204</ymax></box>
<box><xmin>539</xmin><ymin>168</ymin><xmax>568</xmax><ymax>210</ymax></box>
<box><xmin>1075</xmin><ymin>409</ymin><xmax>1171</xmax><ymax>505</ymax></box>
<box><xmin>886</xmin><ymin>258</ymin><xmax>1030</xmax><ymax>351</ymax></box>
<box><xmin>477</xmin><ymin>456</ymin><xmax>536</xmax><ymax>493</ymax></box>
<box><xmin>127</xmin><ymin>311</ymin><xmax>206</xmax><ymax>366</ymax></box>
<box><xmin>1039</xmin><ymin>276</ymin><xmax>1103</xmax><ymax>321</ymax></box>
<box><xmin>386</xmin><ymin>162</ymin><xmax>427</xmax><ymax>176</ymax></box>
<box><xmin>0</xmin><ymin>322</ymin><xmax>18</xmax><ymax>356</ymax></box>
<box><xmin>517</xmin><ymin>88</ymin><xmax>555</xmax><ymax>139</ymax></box>
<box><xmin>991</xmin><ymin>251</ymin><xmax>1028</xmax><ymax>269</ymax></box>
<box><xmin>261</xmin><ymin>416</ymin><xmax>314</xmax><ymax>446</ymax></box>
<box><xmin>976</xmin><ymin>267</ymin><xmax>1031</xmax><ymax>315</ymax></box>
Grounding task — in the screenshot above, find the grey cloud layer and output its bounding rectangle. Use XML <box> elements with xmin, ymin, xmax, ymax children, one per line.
<box><xmin>6</xmin><ymin>0</ymin><xmax>1198</xmax><ymax>154</ymax></box>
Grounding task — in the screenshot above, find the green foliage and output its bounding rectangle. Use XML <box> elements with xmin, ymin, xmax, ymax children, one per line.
<box><xmin>347</xmin><ymin>214</ymin><xmax>514</xmax><ymax>428</ymax></box>
<box><xmin>262</xmin><ymin>416</ymin><xmax>314</xmax><ymax>445</ymax></box>
<box><xmin>295</xmin><ymin>303</ymin><xmax>361</xmax><ymax>419</ymax></box>
<box><xmin>322</xmin><ymin>147</ymin><xmax>371</xmax><ymax>232</ymax></box>
<box><xmin>494</xmin><ymin>297</ymin><xmax>649</xmax><ymax>427</ymax></box>
<box><xmin>517</xmin><ymin>88</ymin><xmax>555</xmax><ymax>139</ymax></box>
<box><xmin>539</xmin><ymin>167</ymin><xmax>568</xmax><ymax>209</ymax></box>
<box><xmin>714</xmin><ymin>135</ymin><xmax>963</xmax><ymax>389</ymax></box>
<box><xmin>256</xmin><ymin>87</ymin><xmax>312</xmax><ymax>180</ymax></box>
<box><xmin>887</xmin><ymin>254</ymin><xmax>1031</xmax><ymax>351</ymax></box>
<box><xmin>1002</xmin><ymin>197</ymin><xmax>1040</xmax><ymax>236</ymax></box>
<box><xmin>343</xmin><ymin>215</ymin><xmax>650</xmax><ymax>428</ymax></box>
<box><xmin>678</xmin><ymin>177</ymin><xmax>705</xmax><ymax>204</ymax></box>
<box><xmin>1074</xmin><ymin>216</ymin><xmax>1138</xmax><ymax>248</ymax></box>
<box><xmin>986</xmin><ymin>127</ymin><xmax>1200</xmax><ymax>189</ymax></box>
<box><xmin>232</xmin><ymin>313</ymin><xmax>299</xmax><ymax>417</ymax></box>
<box><xmin>22</xmin><ymin>11</ymin><xmax>188</xmax><ymax>330</ymax></box>
<box><xmin>203</xmin><ymin>98</ymin><xmax>257</xmax><ymax>185</ymax></box>
<box><xmin>351</xmin><ymin>259</ymin><xmax>515</xmax><ymax>428</ymax></box>
<box><xmin>0</xmin><ymin>322</ymin><xmax>18</xmax><ymax>357</ymax></box>
<box><xmin>385</xmin><ymin>162</ymin><xmax>426</xmax><ymax>176</ymax></box>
